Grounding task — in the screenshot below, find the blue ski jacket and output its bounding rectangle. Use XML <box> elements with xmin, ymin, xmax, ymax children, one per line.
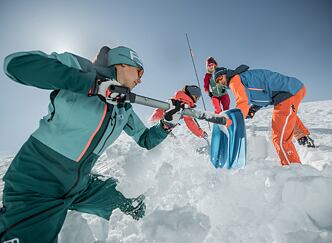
<box><xmin>228</xmin><ymin>69</ymin><xmax>304</xmax><ymax>117</ymax></box>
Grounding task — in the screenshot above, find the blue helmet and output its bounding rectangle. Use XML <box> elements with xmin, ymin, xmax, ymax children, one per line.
<box><xmin>107</xmin><ymin>46</ymin><xmax>144</xmax><ymax>70</ymax></box>
<box><xmin>212</xmin><ymin>67</ymin><xmax>227</xmax><ymax>82</ymax></box>
<box><xmin>184</xmin><ymin>85</ymin><xmax>202</xmax><ymax>101</ymax></box>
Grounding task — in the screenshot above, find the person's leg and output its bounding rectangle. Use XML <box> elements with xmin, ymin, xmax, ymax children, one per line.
<box><xmin>220</xmin><ymin>93</ymin><xmax>231</xmax><ymax>111</ymax></box>
<box><xmin>70</xmin><ymin>175</ymin><xmax>145</xmax><ymax>221</ymax></box>
<box><xmin>293</xmin><ymin>87</ymin><xmax>310</xmax><ymax>140</ymax></box>
<box><xmin>294</xmin><ymin>116</ymin><xmax>310</xmax><ymax>141</ymax></box>
<box><xmin>211</xmin><ymin>96</ymin><xmax>222</xmax><ymax>114</ymax></box>
<box><xmin>294</xmin><ymin>116</ymin><xmax>310</xmax><ymax>139</ymax></box>
<box><xmin>272</xmin><ymin>100</ymin><xmax>301</xmax><ymax>166</ymax></box>
<box><xmin>0</xmin><ymin>183</ymin><xmax>68</xmax><ymax>243</ymax></box>
<box><xmin>0</xmin><ymin>137</ymin><xmax>81</xmax><ymax>242</ymax></box>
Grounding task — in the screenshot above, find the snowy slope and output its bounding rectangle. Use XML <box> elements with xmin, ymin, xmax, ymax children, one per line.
<box><xmin>1</xmin><ymin>100</ymin><xmax>332</xmax><ymax>243</ymax></box>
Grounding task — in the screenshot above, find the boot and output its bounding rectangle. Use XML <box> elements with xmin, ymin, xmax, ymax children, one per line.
<box><xmin>120</xmin><ymin>194</ymin><xmax>146</xmax><ymax>220</ymax></box>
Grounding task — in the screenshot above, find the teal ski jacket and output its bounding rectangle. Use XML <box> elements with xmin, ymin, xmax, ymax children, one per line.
<box><xmin>3</xmin><ymin>51</ymin><xmax>168</xmax><ymax>197</ymax></box>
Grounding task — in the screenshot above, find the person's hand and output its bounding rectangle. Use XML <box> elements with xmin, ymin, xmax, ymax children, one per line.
<box><xmin>225</xmin><ymin>117</ymin><xmax>233</xmax><ymax>128</ymax></box>
<box><xmin>246</xmin><ymin>105</ymin><xmax>261</xmax><ymax>119</ymax></box>
<box><xmin>202</xmin><ymin>131</ymin><xmax>208</xmax><ymax>140</ymax></box>
<box><xmin>95</xmin><ymin>76</ymin><xmax>128</xmax><ymax>105</ymax></box>
<box><xmin>209</xmin><ymin>92</ymin><xmax>213</xmax><ymax>97</ymax></box>
<box><xmin>161</xmin><ymin>99</ymin><xmax>184</xmax><ymax>132</ymax></box>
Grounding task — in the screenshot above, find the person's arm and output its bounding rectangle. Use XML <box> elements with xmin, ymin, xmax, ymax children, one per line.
<box><xmin>183</xmin><ymin>116</ymin><xmax>205</xmax><ymax>137</ymax></box>
<box><xmin>246</xmin><ymin>104</ymin><xmax>262</xmax><ymax>119</ymax></box>
<box><xmin>4</xmin><ymin>51</ymin><xmax>96</xmax><ymax>94</ymax></box>
<box><xmin>148</xmin><ymin>108</ymin><xmax>164</xmax><ymax>123</ymax></box>
<box><xmin>228</xmin><ymin>75</ymin><xmax>250</xmax><ymax>118</ymax></box>
<box><xmin>203</xmin><ymin>73</ymin><xmax>211</xmax><ymax>93</ymax></box>
<box><xmin>124</xmin><ymin>110</ymin><xmax>168</xmax><ymax>150</ymax></box>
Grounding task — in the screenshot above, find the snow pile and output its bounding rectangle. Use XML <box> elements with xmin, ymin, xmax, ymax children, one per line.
<box><xmin>1</xmin><ymin>100</ymin><xmax>332</xmax><ymax>242</ymax></box>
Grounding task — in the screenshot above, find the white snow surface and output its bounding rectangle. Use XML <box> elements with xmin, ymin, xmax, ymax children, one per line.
<box><xmin>1</xmin><ymin>100</ymin><xmax>332</xmax><ymax>243</ymax></box>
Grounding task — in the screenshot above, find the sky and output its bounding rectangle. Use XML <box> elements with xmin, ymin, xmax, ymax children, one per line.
<box><xmin>0</xmin><ymin>0</ymin><xmax>332</xmax><ymax>155</ymax></box>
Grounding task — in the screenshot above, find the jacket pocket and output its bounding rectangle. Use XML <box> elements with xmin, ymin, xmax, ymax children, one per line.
<box><xmin>248</xmin><ymin>88</ymin><xmax>271</xmax><ymax>105</ymax></box>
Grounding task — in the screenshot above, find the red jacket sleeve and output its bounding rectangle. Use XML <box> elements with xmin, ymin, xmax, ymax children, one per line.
<box><xmin>148</xmin><ymin>108</ymin><xmax>164</xmax><ymax>122</ymax></box>
<box><xmin>183</xmin><ymin>116</ymin><xmax>204</xmax><ymax>137</ymax></box>
<box><xmin>203</xmin><ymin>73</ymin><xmax>211</xmax><ymax>93</ymax></box>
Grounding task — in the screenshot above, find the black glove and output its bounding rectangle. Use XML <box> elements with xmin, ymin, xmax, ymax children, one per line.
<box><xmin>298</xmin><ymin>135</ymin><xmax>315</xmax><ymax>148</ymax></box>
<box><xmin>161</xmin><ymin>99</ymin><xmax>184</xmax><ymax>132</ymax></box>
<box><xmin>202</xmin><ymin>131</ymin><xmax>208</xmax><ymax>140</ymax></box>
<box><xmin>209</xmin><ymin>92</ymin><xmax>213</xmax><ymax>97</ymax></box>
<box><xmin>246</xmin><ymin>105</ymin><xmax>262</xmax><ymax>119</ymax></box>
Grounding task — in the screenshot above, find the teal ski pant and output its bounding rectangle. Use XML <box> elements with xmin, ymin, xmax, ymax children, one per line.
<box><xmin>0</xmin><ymin>174</ymin><xmax>129</xmax><ymax>243</ymax></box>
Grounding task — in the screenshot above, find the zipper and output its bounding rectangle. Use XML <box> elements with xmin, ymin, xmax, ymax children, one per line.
<box><xmin>249</xmin><ymin>87</ymin><xmax>269</xmax><ymax>103</ymax></box>
<box><xmin>217</xmin><ymin>86</ymin><xmax>221</xmax><ymax>96</ymax></box>
<box><xmin>96</xmin><ymin>112</ymin><xmax>117</xmax><ymax>154</ymax></box>
<box><xmin>251</xmin><ymin>99</ymin><xmax>270</xmax><ymax>103</ymax></box>
<box><xmin>76</xmin><ymin>104</ymin><xmax>108</xmax><ymax>162</ymax></box>
<box><xmin>248</xmin><ymin>87</ymin><xmax>265</xmax><ymax>91</ymax></box>
<box><xmin>61</xmin><ymin>104</ymin><xmax>113</xmax><ymax>198</ymax></box>
<box><xmin>126</xmin><ymin>123</ymin><xmax>133</xmax><ymax>130</ymax></box>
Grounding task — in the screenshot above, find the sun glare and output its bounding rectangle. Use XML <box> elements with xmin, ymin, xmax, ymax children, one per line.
<box><xmin>45</xmin><ymin>36</ymin><xmax>81</xmax><ymax>54</ymax></box>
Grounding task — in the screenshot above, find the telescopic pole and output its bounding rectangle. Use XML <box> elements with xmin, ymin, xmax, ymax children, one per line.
<box><xmin>185</xmin><ymin>33</ymin><xmax>211</xmax><ymax>131</ymax></box>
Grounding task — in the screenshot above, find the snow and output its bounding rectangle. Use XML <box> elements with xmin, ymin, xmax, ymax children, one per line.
<box><xmin>1</xmin><ymin>100</ymin><xmax>332</xmax><ymax>242</ymax></box>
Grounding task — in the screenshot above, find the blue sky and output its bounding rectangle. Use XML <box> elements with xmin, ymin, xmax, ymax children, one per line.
<box><xmin>1</xmin><ymin>0</ymin><xmax>331</xmax><ymax>155</ymax></box>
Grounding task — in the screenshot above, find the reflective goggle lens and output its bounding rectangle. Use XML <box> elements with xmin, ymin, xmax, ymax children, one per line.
<box><xmin>138</xmin><ymin>69</ymin><xmax>144</xmax><ymax>78</ymax></box>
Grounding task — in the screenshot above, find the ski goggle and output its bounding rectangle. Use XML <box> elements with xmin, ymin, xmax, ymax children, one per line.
<box><xmin>185</xmin><ymin>85</ymin><xmax>202</xmax><ymax>99</ymax></box>
<box><xmin>137</xmin><ymin>69</ymin><xmax>144</xmax><ymax>78</ymax></box>
<box><xmin>208</xmin><ymin>63</ymin><xmax>216</xmax><ymax>67</ymax></box>
<box><xmin>216</xmin><ymin>75</ymin><xmax>224</xmax><ymax>83</ymax></box>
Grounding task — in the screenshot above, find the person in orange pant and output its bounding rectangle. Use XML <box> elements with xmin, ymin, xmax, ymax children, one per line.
<box><xmin>212</xmin><ymin>66</ymin><xmax>315</xmax><ymax>166</ymax></box>
<box><xmin>149</xmin><ymin>85</ymin><xmax>208</xmax><ymax>139</ymax></box>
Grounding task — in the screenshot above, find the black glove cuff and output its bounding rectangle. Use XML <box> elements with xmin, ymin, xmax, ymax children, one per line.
<box><xmin>90</xmin><ymin>73</ymin><xmax>107</xmax><ymax>96</ymax></box>
<box><xmin>160</xmin><ymin>120</ymin><xmax>175</xmax><ymax>133</ymax></box>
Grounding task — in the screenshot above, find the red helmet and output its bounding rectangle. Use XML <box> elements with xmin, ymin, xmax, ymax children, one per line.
<box><xmin>206</xmin><ymin>57</ymin><xmax>218</xmax><ymax>66</ymax></box>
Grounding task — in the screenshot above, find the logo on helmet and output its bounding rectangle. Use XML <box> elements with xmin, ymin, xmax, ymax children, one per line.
<box><xmin>130</xmin><ymin>50</ymin><xmax>143</xmax><ymax>69</ymax></box>
<box><xmin>108</xmin><ymin>46</ymin><xmax>144</xmax><ymax>70</ymax></box>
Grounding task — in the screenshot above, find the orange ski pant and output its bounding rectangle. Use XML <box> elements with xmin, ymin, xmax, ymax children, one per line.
<box><xmin>271</xmin><ymin>86</ymin><xmax>309</xmax><ymax>166</ymax></box>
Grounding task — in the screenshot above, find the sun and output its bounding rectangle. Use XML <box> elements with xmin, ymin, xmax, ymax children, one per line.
<box><xmin>45</xmin><ymin>35</ymin><xmax>82</xmax><ymax>54</ymax></box>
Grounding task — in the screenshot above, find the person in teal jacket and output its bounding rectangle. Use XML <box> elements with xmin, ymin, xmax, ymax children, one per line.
<box><xmin>0</xmin><ymin>46</ymin><xmax>183</xmax><ymax>242</ymax></box>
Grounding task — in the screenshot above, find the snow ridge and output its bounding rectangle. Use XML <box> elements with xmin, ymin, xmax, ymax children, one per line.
<box><xmin>1</xmin><ymin>101</ymin><xmax>332</xmax><ymax>242</ymax></box>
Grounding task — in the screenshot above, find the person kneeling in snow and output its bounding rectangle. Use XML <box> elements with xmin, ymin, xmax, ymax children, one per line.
<box><xmin>0</xmin><ymin>46</ymin><xmax>185</xmax><ymax>242</ymax></box>
<box><xmin>212</xmin><ymin>66</ymin><xmax>315</xmax><ymax>166</ymax></box>
<box><xmin>149</xmin><ymin>85</ymin><xmax>208</xmax><ymax>140</ymax></box>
